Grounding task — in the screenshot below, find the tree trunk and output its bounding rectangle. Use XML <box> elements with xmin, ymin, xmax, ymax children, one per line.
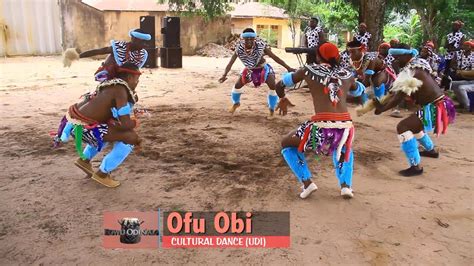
<box><xmin>359</xmin><ymin>0</ymin><xmax>387</xmax><ymax>51</ymax></box>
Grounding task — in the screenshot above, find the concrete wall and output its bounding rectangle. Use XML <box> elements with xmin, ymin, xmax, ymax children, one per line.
<box><xmin>60</xmin><ymin>0</ymin><xmax>106</xmax><ymax>52</ymax></box>
<box><xmin>102</xmin><ymin>11</ymin><xmax>231</xmax><ymax>55</ymax></box>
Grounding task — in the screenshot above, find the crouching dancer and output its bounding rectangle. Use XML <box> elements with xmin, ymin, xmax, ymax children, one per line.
<box><xmin>276</xmin><ymin>42</ymin><xmax>366</xmax><ymax>199</ymax></box>
<box><xmin>373</xmin><ymin>44</ymin><xmax>456</xmax><ymax>176</ymax></box>
<box><xmin>54</xmin><ymin>63</ymin><xmax>142</xmax><ymax>187</ymax></box>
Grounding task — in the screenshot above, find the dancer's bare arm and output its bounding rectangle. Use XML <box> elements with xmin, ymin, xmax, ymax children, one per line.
<box><xmin>374</xmin><ymin>92</ymin><xmax>404</xmax><ymax>114</ymax></box>
<box><xmin>265</xmin><ymin>48</ymin><xmax>295</xmax><ymax>72</ymax></box>
<box><xmin>219</xmin><ymin>54</ymin><xmax>238</xmax><ymax>83</ymax></box>
<box><xmin>80</xmin><ymin>46</ymin><xmax>113</xmax><ymax>58</ymax></box>
<box><xmin>113</xmin><ymin>87</ymin><xmax>137</xmax><ymax>131</ymax></box>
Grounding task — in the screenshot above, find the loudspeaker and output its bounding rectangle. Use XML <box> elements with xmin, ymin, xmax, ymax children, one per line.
<box><xmin>160</xmin><ymin>47</ymin><xmax>182</xmax><ymax>68</ymax></box>
<box><xmin>161</xmin><ymin>17</ymin><xmax>180</xmax><ymax>48</ymax></box>
<box><xmin>144</xmin><ymin>47</ymin><xmax>158</xmax><ymax>68</ymax></box>
<box><xmin>140</xmin><ymin>16</ymin><xmax>155</xmax><ymax>49</ymax></box>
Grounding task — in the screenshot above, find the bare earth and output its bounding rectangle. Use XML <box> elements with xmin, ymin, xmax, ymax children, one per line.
<box><xmin>0</xmin><ymin>51</ymin><xmax>473</xmax><ymax>265</ymax></box>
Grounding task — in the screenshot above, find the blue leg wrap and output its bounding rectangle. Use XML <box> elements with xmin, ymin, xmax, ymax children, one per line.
<box><xmin>83</xmin><ymin>142</ymin><xmax>108</xmax><ymax>160</ymax></box>
<box><xmin>83</xmin><ymin>145</ymin><xmax>99</xmax><ymax>160</ymax></box>
<box><xmin>374</xmin><ymin>83</ymin><xmax>386</xmax><ymax>99</ymax></box>
<box><xmin>332</xmin><ymin>148</ymin><xmax>354</xmax><ymax>187</ymax></box>
<box><xmin>281</xmin><ymin>147</ymin><xmax>311</xmax><ymax>182</ymax></box>
<box><xmin>231</xmin><ymin>87</ymin><xmax>242</xmax><ymax>105</ymax></box>
<box><xmin>267</xmin><ymin>91</ymin><xmax>279</xmax><ymax>111</ymax></box>
<box><xmin>361</xmin><ymin>92</ymin><xmax>369</xmax><ymax>104</ymax></box>
<box><xmin>60</xmin><ymin>122</ymin><xmax>74</xmax><ymax>142</ymax></box>
<box><xmin>99</xmin><ymin>141</ymin><xmax>133</xmax><ymax>173</ymax></box>
<box><xmin>401</xmin><ymin>138</ymin><xmax>420</xmax><ymax>166</ymax></box>
<box><xmin>417</xmin><ymin>134</ymin><xmax>434</xmax><ymax>151</ymax></box>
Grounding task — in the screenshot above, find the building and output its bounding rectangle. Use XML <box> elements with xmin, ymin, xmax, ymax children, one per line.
<box><xmin>229</xmin><ymin>2</ymin><xmax>301</xmax><ymax>48</ymax></box>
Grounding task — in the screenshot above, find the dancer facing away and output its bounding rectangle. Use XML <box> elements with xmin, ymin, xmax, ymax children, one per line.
<box><xmin>373</xmin><ymin>43</ymin><xmax>456</xmax><ymax>177</ymax></box>
<box><xmin>276</xmin><ymin>42</ymin><xmax>366</xmax><ymax>199</ymax></box>
<box><xmin>54</xmin><ymin>63</ymin><xmax>143</xmax><ymax>188</ymax></box>
<box><xmin>64</xmin><ymin>28</ymin><xmax>151</xmax><ymax>82</ymax></box>
<box><xmin>218</xmin><ymin>28</ymin><xmax>295</xmax><ymax>117</ymax></box>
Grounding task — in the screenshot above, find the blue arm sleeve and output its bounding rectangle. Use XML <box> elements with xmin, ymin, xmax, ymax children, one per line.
<box><xmin>282</xmin><ymin>72</ymin><xmax>295</xmax><ymax>87</ymax></box>
<box><xmin>348</xmin><ymin>81</ymin><xmax>365</xmax><ymax>97</ymax></box>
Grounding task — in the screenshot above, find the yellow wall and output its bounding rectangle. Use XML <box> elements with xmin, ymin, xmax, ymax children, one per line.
<box><xmin>249</xmin><ymin>17</ymin><xmax>301</xmax><ymax>48</ymax></box>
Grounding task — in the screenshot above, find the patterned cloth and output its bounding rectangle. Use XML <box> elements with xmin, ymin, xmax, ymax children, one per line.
<box><xmin>295</xmin><ymin>119</ymin><xmax>354</xmax><ymax>162</ymax></box>
<box><xmin>403</xmin><ymin>57</ymin><xmax>433</xmax><ymax>73</ymax></box>
<box><xmin>382</xmin><ymin>54</ymin><xmax>395</xmax><ymax>68</ymax></box>
<box><xmin>304</xmin><ymin>63</ymin><xmax>353</xmax><ymax>105</ymax></box>
<box><xmin>340</xmin><ymin>50</ymin><xmax>351</xmax><ymax>69</ymax></box>
<box><xmin>110</xmin><ymin>40</ymin><xmax>148</xmax><ymax>68</ymax></box>
<box><xmin>456</xmin><ymin>52</ymin><xmax>474</xmax><ymax>70</ymax></box>
<box><xmin>235</xmin><ymin>38</ymin><xmax>269</xmax><ymax>69</ymax></box>
<box><xmin>305</xmin><ymin>26</ymin><xmax>323</xmax><ymax>48</ymax></box>
<box><xmin>445</xmin><ymin>31</ymin><xmax>465</xmax><ymax>60</ymax></box>
<box><xmin>353</xmin><ymin>31</ymin><xmax>371</xmax><ymax>47</ymax></box>
<box><xmin>241</xmin><ymin>64</ymin><xmax>274</xmax><ymax>87</ymax></box>
<box><xmin>70</xmin><ymin>123</ymin><xmax>108</xmax><ymax>149</ymax></box>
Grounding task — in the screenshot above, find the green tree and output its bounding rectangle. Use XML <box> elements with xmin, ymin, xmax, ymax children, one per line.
<box><xmin>387</xmin><ymin>0</ymin><xmax>473</xmax><ymax>50</ymax></box>
<box><xmin>157</xmin><ymin>0</ymin><xmax>230</xmax><ymax>20</ymax></box>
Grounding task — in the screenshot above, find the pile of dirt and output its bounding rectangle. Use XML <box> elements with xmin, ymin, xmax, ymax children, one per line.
<box><xmin>224</xmin><ymin>34</ymin><xmax>240</xmax><ymax>51</ymax></box>
<box><xmin>196</xmin><ymin>43</ymin><xmax>234</xmax><ymax>58</ymax></box>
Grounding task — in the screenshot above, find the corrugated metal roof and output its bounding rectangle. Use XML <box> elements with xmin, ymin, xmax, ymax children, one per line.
<box><xmin>82</xmin><ymin>0</ymin><xmax>170</xmax><ymax>12</ymax></box>
<box><xmin>230</xmin><ymin>2</ymin><xmax>289</xmax><ymax>19</ymax></box>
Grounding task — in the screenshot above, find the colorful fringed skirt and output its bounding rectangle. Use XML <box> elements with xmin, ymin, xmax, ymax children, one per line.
<box><xmin>295</xmin><ymin>112</ymin><xmax>355</xmax><ymax>162</ymax></box>
<box><xmin>416</xmin><ymin>95</ymin><xmax>456</xmax><ymax>136</ymax></box>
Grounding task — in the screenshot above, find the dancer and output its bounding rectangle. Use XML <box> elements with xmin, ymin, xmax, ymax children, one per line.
<box><xmin>373</xmin><ymin>44</ymin><xmax>456</xmax><ymax>176</ymax></box>
<box><xmin>54</xmin><ymin>63</ymin><xmax>142</xmax><ymax>187</ymax></box>
<box><xmin>218</xmin><ymin>28</ymin><xmax>295</xmax><ymax>116</ymax></box>
<box><xmin>63</xmin><ymin>28</ymin><xmax>151</xmax><ymax>82</ymax></box>
<box><xmin>277</xmin><ymin>42</ymin><xmax>366</xmax><ymax>199</ymax></box>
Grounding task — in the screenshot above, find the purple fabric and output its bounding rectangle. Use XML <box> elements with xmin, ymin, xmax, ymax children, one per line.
<box><xmin>53</xmin><ymin>116</ymin><xmax>68</xmax><ymax>148</ymax></box>
<box><xmin>320</xmin><ymin>128</ymin><xmax>345</xmax><ymax>155</ymax></box>
<box><xmin>444</xmin><ymin>96</ymin><xmax>456</xmax><ymax>123</ymax></box>
<box><xmin>250</xmin><ymin>68</ymin><xmax>264</xmax><ymax>87</ymax></box>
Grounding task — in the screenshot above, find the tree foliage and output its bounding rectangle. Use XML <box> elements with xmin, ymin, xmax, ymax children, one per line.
<box><xmin>387</xmin><ymin>0</ymin><xmax>473</xmax><ymax>50</ymax></box>
<box><xmin>157</xmin><ymin>0</ymin><xmax>230</xmax><ymax>20</ymax></box>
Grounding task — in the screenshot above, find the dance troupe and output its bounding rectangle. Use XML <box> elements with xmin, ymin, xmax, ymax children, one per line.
<box><xmin>54</xmin><ymin>20</ymin><xmax>471</xmax><ymax>200</ymax></box>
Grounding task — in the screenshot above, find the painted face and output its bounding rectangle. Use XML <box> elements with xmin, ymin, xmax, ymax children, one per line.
<box><xmin>243</xmin><ymin>37</ymin><xmax>256</xmax><ymax>49</ymax></box>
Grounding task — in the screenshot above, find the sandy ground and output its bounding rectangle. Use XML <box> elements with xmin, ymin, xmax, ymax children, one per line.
<box><xmin>0</xmin><ymin>50</ymin><xmax>473</xmax><ymax>265</ymax></box>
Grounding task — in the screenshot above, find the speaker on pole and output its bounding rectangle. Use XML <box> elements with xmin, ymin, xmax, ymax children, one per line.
<box><xmin>139</xmin><ymin>16</ymin><xmax>157</xmax><ymax>68</ymax></box>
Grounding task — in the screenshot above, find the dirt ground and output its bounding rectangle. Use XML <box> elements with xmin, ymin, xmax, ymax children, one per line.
<box><xmin>0</xmin><ymin>51</ymin><xmax>473</xmax><ymax>265</ymax></box>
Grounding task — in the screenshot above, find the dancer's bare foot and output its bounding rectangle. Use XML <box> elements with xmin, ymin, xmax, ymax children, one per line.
<box><xmin>228</xmin><ymin>103</ymin><xmax>240</xmax><ymax>114</ymax></box>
